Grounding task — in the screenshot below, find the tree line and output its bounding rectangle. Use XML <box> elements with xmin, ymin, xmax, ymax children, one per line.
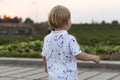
<box><xmin>0</xmin><ymin>15</ymin><xmax>34</xmax><ymax>24</ymax></box>
<box><xmin>92</xmin><ymin>20</ymin><xmax>119</xmax><ymax>25</ymax></box>
<box><xmin>0</xmin><ymin>14</ymin><xmax>119</xmax><ymax>25</ymax></box>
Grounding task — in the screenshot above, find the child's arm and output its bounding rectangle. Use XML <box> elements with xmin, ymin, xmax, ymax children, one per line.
<box><xmin>42</xmin><ymin>56</ymin><xmax>48</xmax><ymax>73</ymax></box>
<box><xmin>75</xmin><ymin>52</ymin><xmax>100</xmax><ymax>64</ymax></box>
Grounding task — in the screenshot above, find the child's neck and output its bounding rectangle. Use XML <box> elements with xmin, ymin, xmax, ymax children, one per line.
<box><xmin>54</xmin><ymin>28</ymin><xmax>66</xmax><ymax>31</ymax></box>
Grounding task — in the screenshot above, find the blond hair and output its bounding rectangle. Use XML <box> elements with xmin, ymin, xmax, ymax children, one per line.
<box><xmin>48</xmin><ymin>5</ymin><xmax>71</xmax><ymax>29</ymax></box>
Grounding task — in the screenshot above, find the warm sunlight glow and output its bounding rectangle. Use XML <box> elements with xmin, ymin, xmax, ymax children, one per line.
<box><xmin>4</xmin><ymin>13</ymin><xmax>13</xmax><ymax>19</ymax></box>
<box><xmin>4</xmin><ymin>14</ymin><xmax>12</xmax><ymax>19</ymax></box>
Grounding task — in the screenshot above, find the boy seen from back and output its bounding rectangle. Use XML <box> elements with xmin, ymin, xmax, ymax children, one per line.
<box><xmin>41</xmin><ymin>5</ymin><xmax>100</xmax><ymax>80</ymax></box>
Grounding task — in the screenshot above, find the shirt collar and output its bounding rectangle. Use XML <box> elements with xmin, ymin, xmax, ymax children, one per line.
<box><xmin>51</xmin><ymin>30</ymin><xmax>68</xmax><ymax>35</ymax></box>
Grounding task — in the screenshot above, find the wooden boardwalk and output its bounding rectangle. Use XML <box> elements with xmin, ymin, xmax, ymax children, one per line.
<box><xmin>0</xmin><ymin>64</ymin><xmax>120</xmax><ymax>80</ymax></box>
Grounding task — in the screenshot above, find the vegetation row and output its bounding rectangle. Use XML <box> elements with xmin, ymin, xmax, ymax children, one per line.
<box><xmin>0</xmin><ymin>40</ymin><xmax>120</xmax><ymax>60</ymax></box>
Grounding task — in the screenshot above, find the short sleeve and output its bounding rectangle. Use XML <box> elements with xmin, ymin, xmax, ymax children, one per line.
<box><xmin>69</xmin><ymin>36</ymin><xmax>82</xmax><ymax>56</ymax></box>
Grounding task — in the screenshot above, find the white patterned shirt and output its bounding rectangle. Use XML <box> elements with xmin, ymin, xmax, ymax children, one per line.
<box><xmin>41</xmin><ymin>30</ymin><xmax>82</xmax><ymax>80</ymax></box>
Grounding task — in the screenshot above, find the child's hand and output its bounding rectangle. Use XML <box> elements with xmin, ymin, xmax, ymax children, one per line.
<box><xmin>93</xmin><ymin>55</ymin><xmax>100</xmax><ymax>64</ymax></box>
<box><xmin>75</xmin><ymin>52</ymin><xmax>100</xmax><ymax>64</ymax></box>
<box><xmin>42</xmin><ymin>56</ymin><xmax>48</xmax><ymax>73</ymax></box>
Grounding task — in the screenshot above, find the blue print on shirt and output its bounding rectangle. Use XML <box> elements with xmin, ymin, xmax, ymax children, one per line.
<box><xmin>41</xmin><ymin>30</ymin><xmax>81</xmax><ymax>80</ymax></box>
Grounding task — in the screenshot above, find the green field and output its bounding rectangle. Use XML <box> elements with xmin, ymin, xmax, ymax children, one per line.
<box><xmin>70</xmin><ymin>24</ymin><xmax>120</xmax><ymax>46</ymax></box>
<box><xmin>1</xmin><ymin>23</ymin><xmax>120</xmax><ymax>46</ymax></box>
<box><xmin>33</xmin><ymin>23</ymin><xmax>120</xmax><ymax>46</ymax></box>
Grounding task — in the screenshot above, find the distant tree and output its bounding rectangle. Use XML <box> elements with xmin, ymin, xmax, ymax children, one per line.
<box><xmin>101</xmin><ymin>20</ymin><xmax>106</xmax><ymax>24</ymax></box>
<box><xmin>111</xmin><ymin>20</ymin><xmax>119</xmax><ymax>25</ymax></box>
<box><xmin>24</xmin><ymin>18</ymin><xmax>34</xmax><ymax>24</ymax></box>
<box><xmin>12</xmin><ymin>17</ymin><xmax>22</xmax><ymax>23</ymax></box>
<box><xmin>92</xmin><ymin>20</ymin><xmax>95</xmax><ymax>24</ymax></box>
<box><xmin>91</xmin><ymin>20</ymin><xmax>98</xmax><ymax>24</ymax></box>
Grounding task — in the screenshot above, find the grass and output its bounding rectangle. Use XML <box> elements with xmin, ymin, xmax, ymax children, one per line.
<box><xmin>69</xmin><ymin>24</ymin><xmax>120</xmax><ymax>46</ymax></box>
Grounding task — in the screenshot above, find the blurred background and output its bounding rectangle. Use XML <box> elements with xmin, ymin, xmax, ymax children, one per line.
<box><xmin>0</xmin><ymin>0</ymin><xmax>120</xmax><ymax>60</ymax></box>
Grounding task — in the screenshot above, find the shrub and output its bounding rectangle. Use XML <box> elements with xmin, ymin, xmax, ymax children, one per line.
<box><xmin>0</xmin><ymin>40</ymin><xmax>43</xmax><ymax>58</ymax></box>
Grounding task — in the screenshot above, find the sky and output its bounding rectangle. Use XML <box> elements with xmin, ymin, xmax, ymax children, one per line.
<box><xmin>0</xmin><ymin>0</ymin><xmax>120</xmax><ymax>23</ymax></box>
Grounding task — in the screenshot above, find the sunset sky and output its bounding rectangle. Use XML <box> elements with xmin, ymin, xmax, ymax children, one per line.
<box><xmin>0</xmin><ymin>0</ymin><xmax>120</xmax><ymax>23</ymax></box>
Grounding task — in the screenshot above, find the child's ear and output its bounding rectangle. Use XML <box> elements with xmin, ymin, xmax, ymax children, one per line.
<box><xmin>66</xmin><ymin>19</ymin><xmax>70</xmax><ymax>25</ymax></box>
<box><xmin>67</xmin><ymin>19</ymin><xmax>71</xmax><ymax>25</ymax></box>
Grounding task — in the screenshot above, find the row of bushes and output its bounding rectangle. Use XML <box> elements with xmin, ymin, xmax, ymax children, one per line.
<box><xmin>0</xmin><ymin>40</ymin><xmax>43</xmax><ymax>58</ymax></box>
<box><xmin>0</xmin><ymin>40</ymin><xmax>120</xmax><ymax>60</ymax></box>
<box><xmin>81</xmin><ymin>45</ymin><xmax>120</xmax><ymax>60</ymax></box>
<box><xmin>81</xmin><ymin>45</ymin><xmax>120</xmax><ymax>54</ymax></box>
